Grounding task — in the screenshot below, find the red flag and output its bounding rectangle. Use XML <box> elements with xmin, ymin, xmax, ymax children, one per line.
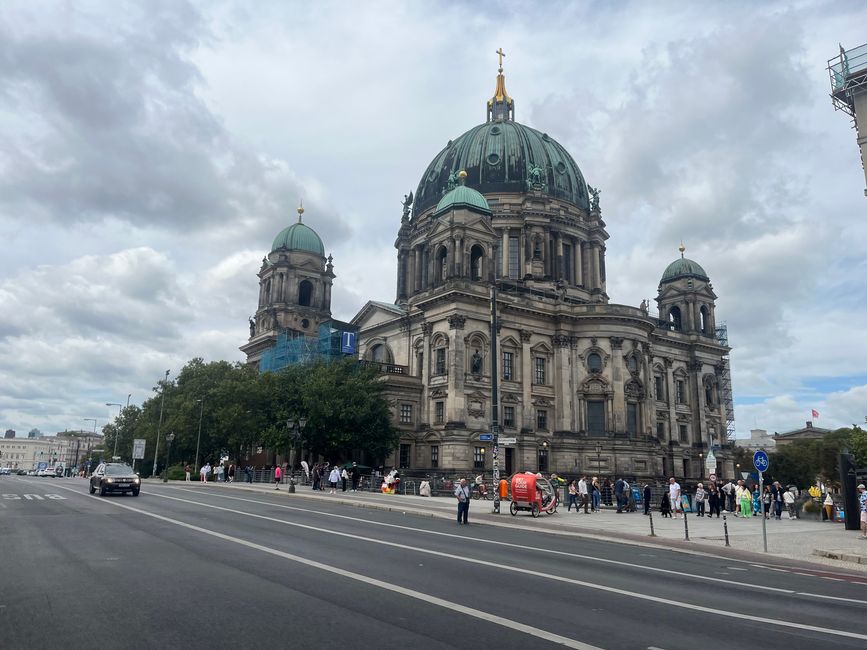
<box><xmin>811</xmin><ymin>409</ymin><xmax>819</xmax><ymax>419</ymax></box>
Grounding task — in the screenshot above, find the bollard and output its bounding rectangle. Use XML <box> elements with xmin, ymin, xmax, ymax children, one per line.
<box><xmin>683</xmin><ymin>510</ymin><xmax>690</xmax><ymax>541</ymax></box>
<box><xmin>723</xmin><ymin>514</ymin><xmax>730</xmax><ymax>547</ymax></box>
<box><xmin>288</xmin><ymin>477</ymin><xmax>296</xmax><ymax>494</ymax></box>
<box><xmin>648</xmin><ymin>510</ymin><xmax>656</xmax><ymax>537</ymax></box>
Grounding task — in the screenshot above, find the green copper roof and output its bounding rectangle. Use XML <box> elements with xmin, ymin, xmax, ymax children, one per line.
<box><xmin>661</xmin><ymin>257</ymin><xmax>709</xmax><ymax>283</ymax></box>
<box><xmin>271</xmin><ymin>221</ymin><xmax>325</xmax><ymax>256</ymax></box>
<box><xmin>434</xmin><ymin>184</ymin><xmax>491</xmax><ymax>216</ymax></box>
<box><xmin>414</xmin><ymin>120</ymin><xmax>589</xmax><ymax>215</ymax></box>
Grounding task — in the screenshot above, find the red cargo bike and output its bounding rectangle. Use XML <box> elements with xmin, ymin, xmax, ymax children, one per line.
<box><xmin>509</xmin><ymin>472</ymin><xmax>558</xmax><ymax>517</ymax></box>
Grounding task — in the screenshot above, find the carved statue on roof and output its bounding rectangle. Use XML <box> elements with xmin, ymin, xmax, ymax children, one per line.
<box><xmin>249</xmin><ymin>317</ymin><xmax>256</xmax><ymax>338</ymax></box>
<box><xmin>526</xmin><ymin>163</ymin><xmax>545</xmax><ymax>191</ymax></box>
<box><xmin>445</xmin><ymin>171</ymin><xmax>459</xmax><ymax>192</ymax></box>
<box><xmin>401</xmin><ymin>191</ymin><xmax>414</xmax><ymax>221</ymax></box>
<box><xmin>588</xmin><ymin>185</ymin><xmax>601</xmax><ymax>212</ymax></box>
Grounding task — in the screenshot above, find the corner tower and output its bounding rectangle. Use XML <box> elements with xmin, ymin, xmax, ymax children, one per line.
<box><xmin>656</xmin><ymin>244</ymin><xmax>717</xmax><ymax>335</ymax></box>
<box><xmin>241</xmin><ymin>203</ymin><xmax>335</xmax><ymax>368</ymax></box>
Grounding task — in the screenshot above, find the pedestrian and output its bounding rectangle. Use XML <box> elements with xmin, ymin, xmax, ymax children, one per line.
<box><xmin>694</xmin><ymin>483</ymin><xmax>706</xmax><ymax>517</ymax></box>
<box><xmin>184</xmin><ymin>463</ymin><xmax>191</xmax><ymax>482</ymax></box>
<box><xmin>216</xmin><ymin>463</ymin><xmax>224</xmax><ymax>483</ymax></box>
<box><xmin>752</xmin><ymin>485</ymin><xmax>761</xmax><ymax>516</ymax></box>
<box><xmin>274</xmin><ymin>464</ymin><xmax>282</xmax><ymax>490</ymax></box>
<box><xmin>738</xmin><ymin>481</ymin><xmax>752</xmax><ymax>517</ymax></box>
<box><xmin>578</xmin><ymin>475</ymin><xmax>590</xmax><ymax>513</ymax></box>
<box><xmin>341</xmin><ymin>466</ymin><xmax>349</xmax><ymax>492</ymax></box>
<box><xmin>783</xmin><ymin>488</ymin><xmax>796</xmax><ymax>519</ymax></box>
<box><xmin>567</xmin><ymin>480</ymin><xmax>578</xmax><ymax>512</ymax></box>
<box><xmin>772</xmin><ymin>481</ymin><xmax>784</xmax><ymax>520</ymax></box>
<box><xmin>244</xmin><ymin>465</ymin><xmax>253</xmax><ymax>483</ymax></box>
<box><xmin>660</xmin><ymin>492</ymin><xmax>672</xmax><ymax>518</ymax></box>
<box><xmin>602</xmin><ymin>478</ymin><xmax>612</xmax><ymax>506</ymax></box>
<box><xmin>722</xmin><ymin>479</ymin><xmax>735</xmax><ymax>513</ymax></box>
<box><xmin>591</xmin><ymin>477</ymin><xmax>601</xmax><ymax>512</ymax></box>
<box><xmin>455</xmin><ymin>477</ymin><xmax>470</xmax><ymax>524</ymax></box>
<box><xmin>643</xmin><ymin>483</ymin><xmax>652</xmax><ymax>515</ymax></box>
<box><xmin>668</xmin><ymin>477</ymin><xmax>682</xmax><ymax>519</ymax></box>
<box><xmin>312</xmin><ymin>463</ymin><xmax>321</xmax><ymax>491</ymax></box>
<box><xmin>823</xmin><ymin>492</ymin><xmax>834</xmax><ymax>521</ymax></box>
<box><xmin>200</xmin><ymin>462</ymin><xmax>211</xmax><ymax>483</ymax></box>
<box><xmin>350</xmin><ymin>462</ymin><xmax>360</xmax><ymax>492</ymax></box>
<box><xmin>228</xmin><ymin>463</ymin><xmax>235</xmax><ymax>483</ymax></box>
<box><xmin>614</xmin><ymin>477</ymin><xmax>625</xmax><ymax>513</ymax></box>
<box><xmin>328</xmin><ymin>466</ymin><xmax>340</xmax><ymax>494</ymax></box>
<box><xmin>858</xmin><ymin>483</ymin><xmax>867</xmax><ymax>539</ymax></box>
<box><xmin>762</xmin><ymin>485</ymin><xmax>772</xmax><ymax>518</ymax></box>
<box><xmin>708</xmin><ymin>483</ymin><xmax>721</xmax><ymax>518</ymax></box>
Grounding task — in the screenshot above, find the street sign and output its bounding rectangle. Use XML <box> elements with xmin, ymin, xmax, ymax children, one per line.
<box><xmin>705</xmin><ymin>449</ymin><xmax>716</xmax><ymax>471</ymax></box>
<box><xmin>498</xmin><ymin>437</ymin><xmax>517</xmax><ymax>445</ymax></box>
<box><xmin>479</xmin><ymin>434</ymin><xmax>493</xmax><ymax>441</ymax></box>
<box><xmin>753</xmin><ymin>450</ymin><xmax>769</xmax><ymax>473</ymax></box>
<box><xmin>132</xmin><ymin>438</ymin><xmax>146</xmax><ymax>460</ymax></box>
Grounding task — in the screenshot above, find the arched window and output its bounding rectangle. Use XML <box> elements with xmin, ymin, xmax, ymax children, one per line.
<box><xmin>626</xmin><ymin>355</ymin><xmax>638</xmax><ymax>373</ymax></box>
<box><xmin>436</xmin><ymin>247</ymin><xmax>448</xmax><ymax>283</ymax></box>
<box><xmin>587</xmin><ymin>352</ymin><xmax>602</xmax><ymax>373</ymax></box>
<box><xmin>298</xmin><ymin>280</ymin><xmax>313</xmax><ymax>307</ymax></box>
<box><xmin>700</xmin><ymin>306</ymin><xmax>709</xmax><ymax>334</ymax></box>
<box><xmin>669</xmin><ymin>306</ymin><xmax>682</xmax><ymax>331</ymax></box>
<box><xmin>369</xmin><ymin>344</ymin><xmax>387</xmax><ymax>363</ymax></box>
<box><xmin>470</xmin><ymin>245</ymin><xmax>484</xmax><ymax>281</ymax></box>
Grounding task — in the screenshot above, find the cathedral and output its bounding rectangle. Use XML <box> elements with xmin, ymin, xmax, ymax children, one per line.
<box><xmin>242</xmin><ymin>57</ymin><xmax>736</xmax><ymax>482</ymax></box>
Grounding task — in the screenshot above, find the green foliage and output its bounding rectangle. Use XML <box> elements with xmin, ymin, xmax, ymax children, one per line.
<box><xmin>166</xmin><ymin>464</ymin><xmax>187</xmax><ymax>481</ymax></box>
<box><xmin>767</xmin><ymin>428</ymin><xmax>858</xmax><ymax>488</ymax></box>
<box><xmin>846</xmin><ymin>425</ymin><xmax>867</xmax><ymax>468</ymax></box>
<box><xmin>103</xmin><ymin>357</ymin><xmax>399</xmax><ymax>474</ymax></box>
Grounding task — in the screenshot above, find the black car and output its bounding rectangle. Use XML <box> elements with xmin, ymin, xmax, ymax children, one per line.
<box><xmin>89</xmin><ymin>463</ymin><xmax>141</xmax><ymax>496</ymax></box>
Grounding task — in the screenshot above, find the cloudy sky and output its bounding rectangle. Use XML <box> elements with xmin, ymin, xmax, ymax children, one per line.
<box><xmin>1</xmin><ymin>0</ymin><xmax>865</xmax><ymax>439</ymax></box>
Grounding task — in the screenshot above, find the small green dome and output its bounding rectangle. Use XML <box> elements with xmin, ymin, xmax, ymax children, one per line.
<box><xmin>661</xmin><ymin>257</ymin><xmax>709</xmax><ymax>283</ymax></box>
<box><xmin>434</xmin><ymin>184</ymin><xmax>491</xmax><ymax>216</ymax></box>
<box><xmin>271</xmin><ymin>221</ymin><xmax>325</xmax><ymax>256</ymax></box>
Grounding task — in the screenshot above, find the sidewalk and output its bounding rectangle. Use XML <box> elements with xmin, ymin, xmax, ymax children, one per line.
<box><xmin>161</xmin><ymin>479</ymin><xmax>867</xmax><ymax>573</ymax></box>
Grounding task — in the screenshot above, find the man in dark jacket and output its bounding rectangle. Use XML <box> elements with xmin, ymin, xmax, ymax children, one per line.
<box><xmin>614</xmin><ymin>477</ymin><xmax>625</xmax><ymax>513</ymax></box>
<box><xmin>643</xmin><ymin>483</ymin><xmax>652</xmax><ymax>515</ymax></box>
<box><xmin>350</xmin><ymin>462</ymin><xmax>361</xmax><ymax>492</ymax></box>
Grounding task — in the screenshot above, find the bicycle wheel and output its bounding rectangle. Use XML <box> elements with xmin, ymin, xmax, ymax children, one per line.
<box><xmin>510</xmin><ymin>501</ymin><xmax>518</xmax><ymax>516</ymax></box>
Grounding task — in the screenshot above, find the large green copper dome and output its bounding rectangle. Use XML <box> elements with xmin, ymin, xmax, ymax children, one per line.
<box><xmin>414</xmin><ymin>120</ymin><xmax>589</xmax><ymax>216</ymax></box>
<box><xmin>271</xmin><ymin>220</ymin><xmax>325</xmax><ymax>256</ymax></box>
<box><xmin>661</xmin><ymin>257</ymin><xmax>709</xmax><ymax>283</ymax></box>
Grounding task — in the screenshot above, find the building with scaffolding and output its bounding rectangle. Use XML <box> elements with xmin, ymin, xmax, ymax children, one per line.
<box><xmin>241</xmin><ymin>204</ymin><xmax>358</xmax><ymax>371</ymax></box>
<box><xmin>829</xmin><ymin>42</ymin><xmax>867</xmax><ymax>196</ymax></box>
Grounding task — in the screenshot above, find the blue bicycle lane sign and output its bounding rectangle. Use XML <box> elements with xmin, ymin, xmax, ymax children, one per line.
<box><xmin>753</xmin><ymin>450</ymin><xmax>769</xmax><ymax>473</ymax></box>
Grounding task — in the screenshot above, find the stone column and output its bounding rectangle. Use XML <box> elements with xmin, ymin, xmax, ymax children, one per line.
<box><xmin>553</xmin><ymin>335</ymin><xmax>572</xmax><ymax>430</ymax></box>
<box><xmin>610</xmin><ymin>337</ymin><xmax>625</xmax><ymax>433</ymax></box>
<box><xmin>665</xmin><ymin>359</ymin><xmax>677</xmax><ymax>444</ymax></box>
<box><xmin>421</xmin><ymin>323</ymin><xmax>432</xmax><ymax>424</ymax></box>
<box><xmin>555</xmin><ymin>232</ymin><xmax>563</xmax><ymax>280</ymax></box>
<box><xmin>520</xmin><ymin>329</ymin><xmax>533</xmax><ymax>430</ymax></box>
<box><xmin>501</xmin><ymin>229</ymin><xmax>509</xmax><ymax>278</ymax></box>
<box><xmin>396</xmin><ymin>250</ymin><xmax>406</xmax><ymax>300</ymax></box>
<box><xmin>575</xmin><ymin>239</ymin><xmax>584</xmax><ymax>286</ymax></box>
<box><xmin>447</xmin><ymin>315</ymin><xmax>466</xmax><ymax>423</ymax></box>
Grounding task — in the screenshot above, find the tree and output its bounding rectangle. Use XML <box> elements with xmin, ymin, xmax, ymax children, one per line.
<box><xmin>848</xmin><ymin>425</ymin><xmax>867</xmax><ymax>468</ymax></box>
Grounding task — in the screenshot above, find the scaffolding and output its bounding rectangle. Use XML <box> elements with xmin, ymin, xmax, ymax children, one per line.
<box><xmin>715</xmin><ymin>323</ymin><xmax>736</xmax><ymax>440</ymax></box>
<box><xmin>259</xmin><ymin>320</ymin><xmax>358</xmax><ymax>373</ymax></box>
<box><xmin>828</xmin><ymin>42</ymin><xmax>867</xmax><ymax>118</ymax></box>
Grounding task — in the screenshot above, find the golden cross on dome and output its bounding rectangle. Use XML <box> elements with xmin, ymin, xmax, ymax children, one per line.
<box><xmin>496</xmin><ymin>47</ymin><xmax>505</xmax><ymax>71</ymax></box>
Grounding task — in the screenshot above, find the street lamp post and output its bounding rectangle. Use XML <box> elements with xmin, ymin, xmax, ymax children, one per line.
<box><xmin>106</xmin><ymin>402</ymin><xmax>123</xmax><ymax>458</ymax></box>
<box><xmin>194</xmin><ymin>399</ymin><xmax>204</xmax><ymax>474</ymax></box>
<box><xmin>152</xmin><ymin>370</ymin><xmax>170</xmax><ymax>477</ymax></box>
<box><xmin>163</xmin><ymin>433</ymin><xmax>175</xmax><ymax>482</ymax></box>
<box><xmin>288</xmin><ymin>417</ymin><xmax>306</xmax><ymax>492</ymax></box>
<box><xmin>699</xmin><ymin>452</ymin><xmax>704</xmax><ymax>479</ymax></box>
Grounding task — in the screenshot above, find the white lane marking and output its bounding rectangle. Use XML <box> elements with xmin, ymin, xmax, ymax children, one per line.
<box><xmin>166</xmin><ymin>487</ymin><xmax>803</xmax><ymax>597</ymax></box>
<box><xmin>49</xmin><ymin>485</ymin><xmax>599</xmax><ymax>650</ymax></box>
<box><xmin>135</xmin><ymin>490</ymin><xmax>867</xmax><ymax>640</ymax></box>
<box><xmin>795</xmin><ymin>572</ymin><xmax>815</xmax><ymax>577</ymax></box>
<box><xmin>823</xmin><ymin>578</ymin><xmax>844</xmax><ymax>582</ymax></box>
<box><xmin>726</xmin><ymin>567</ymin><xmax>748</xmax><ymax>571</ymax></box>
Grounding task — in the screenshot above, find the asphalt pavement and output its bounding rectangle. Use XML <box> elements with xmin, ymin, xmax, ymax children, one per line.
<box><xmin>2</xmin><ymin>475</ymin><xmax>867</xmax><ymax>650</ymax></box>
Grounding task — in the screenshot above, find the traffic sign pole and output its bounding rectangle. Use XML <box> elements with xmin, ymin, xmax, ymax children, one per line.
<box><xmin>753</xmin><ymin>450</ymin><xmax>770</xmax><ymax>553</ymax></box>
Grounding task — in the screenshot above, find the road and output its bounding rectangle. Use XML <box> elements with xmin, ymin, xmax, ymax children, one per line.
<box><xmin>2</xmin><ymin>476</ymin><xmax>866</xmax><ymax>649</ymax></box>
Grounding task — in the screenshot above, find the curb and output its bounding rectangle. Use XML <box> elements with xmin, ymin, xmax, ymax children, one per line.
<box><xmin>813</xmin><ymin>549</ymin><xmax>867</xmax><ymax>565</ymax></box>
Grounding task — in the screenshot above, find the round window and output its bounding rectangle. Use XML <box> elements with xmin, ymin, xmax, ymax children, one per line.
<box><xmin>490</xmin><ymin>125</ymin><xmax>501</xmax><ymax>135</ymax></box>
<box><xmin>486</xmin><ymin>153</ymin><xmax>501</xmax><ymax>166</ymax></box>
<box><xmin>301</xmin><ymin>319</ymin><xmax>310</xmax><ymax>329</ymax></box>
<box><xmin>556</xmin><ymin>161</ymin><xmax>567</xmax><ymax>174</ymax></box>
